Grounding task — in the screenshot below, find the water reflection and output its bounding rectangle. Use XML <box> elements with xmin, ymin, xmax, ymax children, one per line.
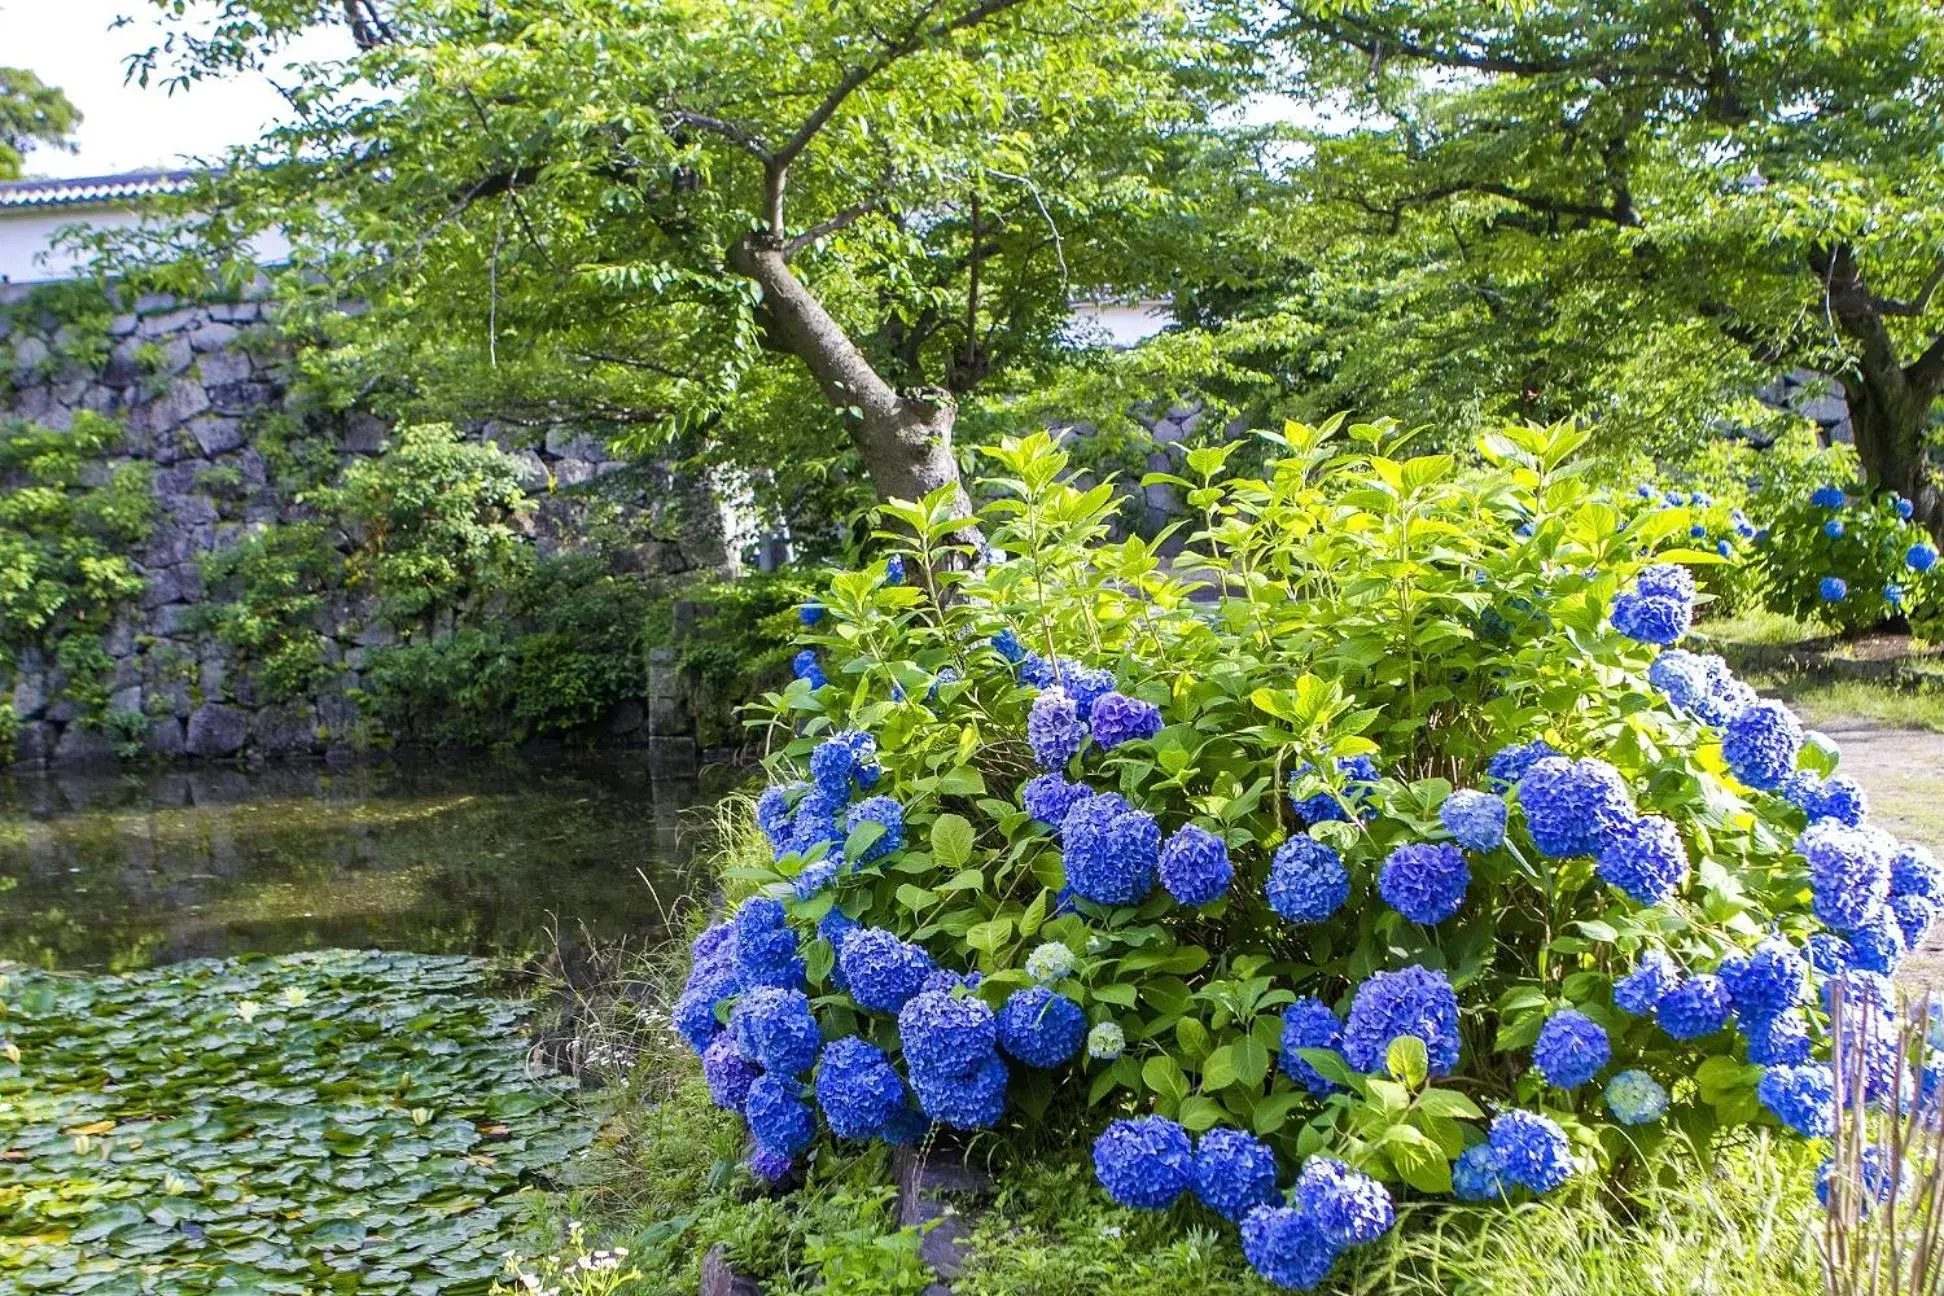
<box><xmin>0</xmin><ymin>755</ymin><xmax>729</xmax><ymax>971</ymax></box>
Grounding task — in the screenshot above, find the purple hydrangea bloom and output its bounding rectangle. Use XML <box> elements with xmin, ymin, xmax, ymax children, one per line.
<box><xmin>1722</xmin><ymin>700</ymin><xmax>1804</xmax><ymax>792</ymax></box>
<box><xmin>1517</xmin><ymin>757</ymin><xmax>1635</xmax><ymax>858</ymax></box>
<box><xmin>745</xmin><ymin>1072</ymin><xmax>816</xmax><ymax>1158</ymax></box>
<box><xmin>995</xmin><ymin>987</ymin><xmax>1086</xmax><ymax>1068</ymax></box>
<box><xmin>1490</xmin><ymin>1110</ymin><xmax>1573</xmax><ymax>1193</ymax></box>
<box><xmin>897</xmin><ymin>990</ymin><xmax>997</xmax><ymax>1078</ymax></box>
<box><xmin>1656</xmin><ymin>973</ymin><xmax>1731</xmax><ymax>1040</ymax></box>
<box><xmin>1023</xmin><ymin>773</ymin><xmax>1089</xmax><ymax>830</ymax></box>
<box><xmin>1532</xmin><ymin>1009</ymin><xmax>1610</xmax><ymax>1089</ymax></box>
<box><xmin>838</xmin><ymin>927</ymin><xmax>930</xmax><ymax>1014</ymax></box>
<box><xmin>1892</xmin><ymin>893</ymin><xmax>1936</xmax><ymax>948</ymax></box>
<box><xmin>1636</xmin><ymin>563</ymin><xmax>1697</xmax><ymax>602</ymax></box>
<box><xmin>1759</xmin><ymin>1063</ymin><xmax>1834</xmax><ymax>1137</ymax></box>
<box><xmin>1847</xmin><ymin>909</ymin><xmax>1906</xmax><ymax>975</ymax></box>
<box><xmin>1090</xmin><ymin>691</ymin><xmax>1163</xmax><ymax>749</ymax></box>
<box><xmin>1440</xmin><ymin>789</ymin><xmax>1507</xmax><ymax>852</ymax></box>
<box><xmin>1893</xmin><ymin>844</ymin><xmax>1940</xmax><ymax>898</ymax></box>
<box><xmin>703</xmin><ymin>1033</ymin><xmax>761</xmax><ymax>1111</ymax></box>
<box><xmin>1612</xmin><ymin>590</ymin><xmax>1692</xmax><ymax>645</ymax></box>
<box><xmin>1061</xmin><ymin>792</ymin><xmax>1159</xmax><ymax>906</ymax></box>
<box><xmin>1267</xmin><ymin>836</ymin><xmax>1350</xmax><ymax>924</ymax></box>
<box><xmin>748</xmin><ymin>1146</ymin><xmax>794</xmax><ymax>1184</ymax></box>
<box><xmin>734</xmin><ymin>896</ymin><xmax>805</xmax><ymax>990</ymax></box>
<box><xmin>1018</xmin><ymin>654</ymin><xmax>1056</xmax><ymax>688</ymax></box>
<box><xmin>1613</xmin><ymin>949</ymin><xmax>1678</xmax><ymax>1016</ymax></box>
<box><xmin>1294</xmin><ymin>1157</ymin><xmax>1395</xmax><ymax>1247</ymax></box>
<box><xmin>814</xmin><ymin>1036</ymin><xmax>907</xmax><ymax>1141</ymax></box>
<box><xmin>1379</xmin><ymin>842</ymin><xmax>1470</xmax><ymax>924</ymax></box>
<box><xmin>1027</xmin><ymin>687</ymin><xmax>1088</xmax><ymax>768</ymax></box>
<box><xmin>1486</xmin><ymin>738</ymin><xmax>1559</xmax><ymax>790</ymax></box>
<box><xmin>1800</xmin><ymin>819</ymin><xmax>1893</xmax><ymax>934</ymax></box>
<box><xmin>1158</xmin><ymin>824</ymin><xmax>1233</xmax><ymax>906</ymax></box>
<box><xmin>1596</xmin><ymin>815</ymin><xmax>1689</xmax><ymax>905</ymax></box>
<box><xmin>1280</xmin><ymin>997</ymin><xmax>1346</xmax><ymax>1095</ymax></box>
<box><xmin>1093</xmin><ymin>1116</ymin><xmax>1193</xmax><ymax>1210</ymax></box>
<box><xmin>1191</xmin><ymin>1128</ymin><xmax>1280</xmax><ymax>1223</ymax></box>
<box><xmin>1343</xmin><ymin>966</ymin><xmax>1461</xmax><ymax>1076</ymax></box>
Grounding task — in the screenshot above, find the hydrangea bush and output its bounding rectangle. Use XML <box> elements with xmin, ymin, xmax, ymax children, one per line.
<box><xmin>678</xmin><ymin>420</ymin><xmax>1937</xmax><ymax>1290</ymax></box>
<box><xmin>1755</xmin><ymin>481</ymin><xmax>1943</xmax><ymax>635</ymax></box>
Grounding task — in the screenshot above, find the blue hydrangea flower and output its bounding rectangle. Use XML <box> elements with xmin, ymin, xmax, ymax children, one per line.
<box><xmin>1489</xmin><ymin>1110</ymin><xmax>1573</xmax><ymax>1193</ymax></box>
<box><xmin>692</xmin><ymin>920</ymin><xmax>737</xmax><ymax>972</ymax></box>
<box><xmin>991</xmin><ymin>628</ymin><xmax>1027</xmax><ymax>663</ymax></box>
<box><xmin>757</xmin><ymin>784</ymin><xmax>799</xmax><ymax>849</ymax></box>
<box><xmin>800</xmin><ymin>601</ymin><xmax>825</xmax><ymax>627</ymax></box>
<box><xmin>838</xmin><ymin>928</ymin><xmax>930</xmax><ymax>1013</ymax></box>
<box><xmin>1294</xmin><ymin>1157</ymin><xmax>1395</xmax><ymax>1247</ymax></box>
<box><xmin>1158</xmin><ymin>824</ymin><xmax>1233</xmax><ymax>906</ymax></box>
<box><xmin>884</xmin><ymin>554</ymin><xmax>906</xmax><ymax>585</ymax></box>
<box><xmin>748</xmin><ymin>1146</ymin><xmax>794</xmax><ymax>1184</ymax></box>
<box><xmin>879</xmin><ymin>1104</ymin><xmax>931</xmax><ymax>1147</ymax></box>
<box><xmin>1289</xmin><ymin>755</ymin><xmax>1379</xmax><ymax>823</ymax></box>
<box><xmin>1093</xmin><ymin>1116</ymin><xmax>1193</xmax><ymax>1210</ymax></box>
<box><xmin>1808</xmin><ymin>775</ymin><xmax>1868</xmax><ymax>827</ymax></box>
<box><xmin>1649</xmin><ymin>649</ymin><xmax>1712</xmax><ymax>711</ymax></box>
<box><xmin>1909</xmin><ymin>542</ymin><xmax>1939</xmax><ymax>573</ymax></box>
<box><xmin>1023</xmin><ymin>773</ymin><xmax>1089</xmax><ymax>831</ymax></box>
<box><xmin>1024</xmin><ymin>941</ymin><xmax>1076</xmax><ymax>984</ymax></box>
<box><xmin>909</xmin><ymin>1051</ymin><xmax>1008</xmax><ymax>1129</ymax></box>
<box><xmin>844</xmin><ymin>795</ymin><xmax>905</xmax><ymax>863</ymax></box>
<box><xmin>1811</xmin><ymin>485</ymin><xmax>1847</xmax><ymax>508</ymax></box>
<box><xmin>1596</xmin><ymin>815</ymin><xmax>1689</xmax><ymax>905</ymax></box>
<box><xmin>1280</xmin><ymin>997</ymin><xmax>1346</xmax><ymax>1095</ymax></box>
<box><xmin>1847</xmin><ymin>909</ymin><xmax>1906</xmax><ymax>975</ymax></box>
<box><xmin>1343</xmin><ymin>966</ymin><xmax>1461</xmax><ymax>1076</ymax></box>
<box><xmin>1532</xmin><ymin>1009</ymin><xmax>1610</xmax><ymax>1089</ymax></box>
<box><xmin>1440</xmin><ymin>790</ymin><xmax>1507</xmax><ymax>851</ymax></box>
<box><xmin>1893</xmin><ymin>844</ymin><xmax>1940</xmax><ymax>898</ymax></box>
<box><xmin>1747</xmin><ymin>1009</ymin><xmax>1812</xmax><ymax>1066</ymax></box>
<box><xmin>1060</xmin><ymin>665</ymin><xmax>1116</xmax><ymax>721</ymax></box>
<box><xmin>1825</xmin><ymin>519</ymin><xmax>1846</xmax><ymax>539</ymax></box>
<box><xmin>1090</xmin><ymin>691</ymin><xmax>1163</xmax><ymax>749</ymax></box>
<box><xmin>674</xmin><ymin>967</ymin><xmax>738</xmax><ymax>1053</ymax></box>
<box><xmin>1722</xmin><ymin>700</ymin><xmax>1804</xmax><ymax>792</ymax></box>
<box><xmin>1379</xmin><ymin>842</ymin><xmax>1470</xmax><ymax>924</ymax></box>
<box><xmin>734</xmin><ymin>896</ymin><xmax>805</xmax><ymax>990</ymax></box>
<box><xmin>818</xmin><ymin>907</ymin><xmax>858</xmax><ymax>961</ymax></box>
<box><xmin>920</xmin><ymin>967</ymin><xmax>982</xmax><ymax>995</ymax></box>
<box><xmin>785</xmin><ymin>788</ymin><xmax>847</xmax><ymax>862</ymax></box>
<box><xmin>1893</xmin><ymin>893</ymin><xmax>1936</xmax><ymax>949</ymax></box>
<box><xmin>1816</xmin><ymin>1148</ymin><xmax>1904</xmax><ymax>1215</ymax></box>
<box><xmin>1487</xmin><ymin>738</ymin><xmax>1559</xmax><ymax>790</ymax></box>
<box><xmin>996</xmin><ymin>987</ymin><xmax>1086</xmax><ymax>1068</ymax></box>
<box><xmin>1604</xmin><ymin>1069</ymin><xmax>1668</xmax><ymax>1125</ymax></box>
<box><xmin>1613</xmin><ymin>949</ymin><xmax>1678</xmax><ymax>1016</ymax></box>
<box><xmin>1887</xmin><ymin>582</ymin><xmax>1908</xmax><ymax>607</ymax></box>
<box><xmin>1758</xmin><ymin>1063</ymin><xmax>1834</xmax><ymax>1137</ymax></box>
<box><xmin>1019</xmin><ymin>654</ymin><xmax>1055</xmax><ymax>687</ymax></box>
<box><xmin>1656</xmin><ymin>973</ymin><xmax>1732</xmax><ymax>1040</ymax></box>
<box><xmin>1267</xmin><ymin>837</ymin><xmax>1349</xmax><ymax>925</ymax></box>
<box><xmin>1720</xmin><ymin>937</ymin><xmax>1808</xmax><ymax>1022</ymax></box>
<box><xmin>1517</xmin><ymin>757</ymin><xmax>1635</xmax><ymax>858</ymax></box>
<box><xmin>703</xmin><ymin>1033</ymin><xmax>761</xmax><ymax>1111</ymax></box>
<box><xmin>1191</xmin><ymin>1128</ymin><xmax>1280</xmax><ymax>1223</ymax></box>
<box><xmin>1637</xmin><ymin>563</ymin><xmax>1697</xmax><ymax>602</ymax></box>
<box><xmin>1800</xmin><ymin>819</ymin><xmax>1893</xmax><ymax>933</ymax></box>
<box><xmin>1821</xmin><ymin>576</ymin><xmax>1849</xmax><ymax>603</ymax></box>
<box><xmin>1240</xmin><ymin>1204</ymin><xmax>1339</xmax><ymax>1291</ymax></box>
<box><xmin>1087</xmin><ymin>1020</ymin><xmax>1126</xmax><ymax>1061</ymax></box>
<box><xmin>925</xmin><ymin>666</ymin><xmax>960</xmax><ymax>702</ymax></box>
<box><xmin>730</xmin><ymin>986</ymin><xmax>823</xmax><ymax>1076</ymax></box>
<box><xmin>1897</xmin><ymin>496</ymin><xmax>1916</xmax><ymax>520</ymax></box>
<box><xmin>745</xmin><ymin>1072</ymin><xmax>816</xmax><ymax>1158</ymax></box>
<box><xmin>1028</xmin><ymin>687</ymin><xmax>1088</xmax><ymax>769</ymax></box>
<box><xmin>1612</xmin><ymin>590</ymin><xmax>1692</xmax><ymax>645</ymax></box>
<box><xmin>814</xmin><ymin>1036</ymin><xmax>906</xmax><ymax>1141</ymax></box>
<box><xmin>897</xmin><ymin>990</ymin><xmax>997</xmax><ymax>1078</ymax></box>
<box><xmin>1692</xmin><ymin>661</ymin><xmax>1757</xmax><ymax>726</ymax></box>
<box><xmin>1452</xmin><ymin>1143</ymin><xmax>1507</xmax><ymax>1202</ymax></box>
<box><xmin>792</xmin><ymin>647</ymin><xmax>824</xmax><ymax>681</ymax></box>
<box><xmin>1718</xmin><ymin>539</ymin><xmax>1734</xmax><ymax>557</ymax></box>
<box><xmin>792</xmin><ymin>856</ymin><xmax>840</xmax><ymax>900</ymax></box>
<box><xmin>1061</xmin><ymin>792</ymin><xmax>1159</xmax><ymax>906</ymax></box>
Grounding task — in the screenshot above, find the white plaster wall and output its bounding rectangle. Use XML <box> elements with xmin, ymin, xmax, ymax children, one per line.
<box><xmin>0</xmin><ymin>205</ymin><xmax>291</xmax><ymax>284</ymax></box>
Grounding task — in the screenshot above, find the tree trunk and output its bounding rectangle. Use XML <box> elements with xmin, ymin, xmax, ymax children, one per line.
<box><xmin>1810</xmin><ymin>244</ymin><xmax>1944</xmax><ymax>538</ymax></box>
<box><xmin>726</xmin><ymin>233</ymin><xmax>977</xmax><ymax>541</ymax></box>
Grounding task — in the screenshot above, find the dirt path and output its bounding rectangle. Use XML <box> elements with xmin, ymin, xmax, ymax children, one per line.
<box><xmin>1813</xmin><ymin>719</ymin><xmax>1944</xmax><ymax>986</ymax></box>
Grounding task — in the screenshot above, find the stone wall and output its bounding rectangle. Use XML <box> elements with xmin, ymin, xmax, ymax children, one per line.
<box><xmin>1</xmin><ymin>286</ymin><xmax>734</xmax><ymax>767</ymax></box>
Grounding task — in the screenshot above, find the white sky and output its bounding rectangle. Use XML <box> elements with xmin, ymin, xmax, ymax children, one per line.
<box><xmin>0</xmin><ymin>0</ymin><xmax>343</xmax><ymax>179</ymax></box>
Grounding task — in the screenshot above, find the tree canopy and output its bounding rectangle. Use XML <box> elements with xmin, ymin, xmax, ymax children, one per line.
<box><xmin>98</xmin><ymin>0</ymin><xmax>1248</xmax><ymax>543</ymax></box>
<box><xmin>0</xmin><ymin>67</ymin><xmax>81</xmax><ymax>180</ymax></box>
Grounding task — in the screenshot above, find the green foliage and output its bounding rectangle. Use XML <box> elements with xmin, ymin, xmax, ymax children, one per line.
<box><xmin>358</xmin><ymin>554</ymin><xmax>655</xmax><ymax>747</ymax></box>
<box><xmin>0</xmin><ymin>66</ymin><xmax>80</xmax><ymax>180</ymax></box>
<box><xmin>1757</xmin><ymin>487</ymin><xmax>1943</xmax><ymax>634</ymax></box>
<box><xmin>0</xmin><ymin>949</ymin><xmax>595</xmax><ymax>1293</ymax></box>
<box><xmin>734</xmin><ymin>421</ymin><xmax>1850</xmax><ymax>1218</ymax></box>
<box><xmin>328</xmin><ymin>423</ymin><xmax>531</xmax><ymax>625</ymax></box>
<box><xmin>640</xmin><ymin>569</ymin><xmax>818</xmax><ymax>745</ymax></box>
<box><xmin>194</xmin><ymin>521</ymin><xmax>341</xmax><ymax>702</ymax></box>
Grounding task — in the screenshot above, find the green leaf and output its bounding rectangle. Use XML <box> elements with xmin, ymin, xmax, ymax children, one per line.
<box><xmin>1416</xmin><ymin>1088</ymin><xmax>1486</xmax><ymax>1121</ymax></box>
<box><xmin>1142</xmin><ymin>1055</ymin><xmax>1191</xmax><ymax>1107</ymax></box>
<box><xmin>1383</xmin><ymin>1126</ymin><xmax>1454</xmax><ymax>1194</ymax></box>
<box><xmin>1386</xmin><ymin>1035</ymin><xmax>1428</xmax><ymax>1090</ymax></box>
<box><xmin>931</xmin><ymin>814</ymin><xmax>976</xmax><ymax>870</ymax></box>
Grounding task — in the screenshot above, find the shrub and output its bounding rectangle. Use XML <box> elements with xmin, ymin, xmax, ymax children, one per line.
<box><xmin>674</xmin><ymin>420</ymin><xmax>1922</xmax><ymax>1288</ymax></box>
<box><xmin>1755</xmin><ymin>483</ymin><xmax>1944</xmax><ymax>635</ymax></box>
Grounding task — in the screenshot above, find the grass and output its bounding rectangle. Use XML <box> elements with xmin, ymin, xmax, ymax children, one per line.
<box><xmin>1695</xmin><ymin>613</ymin><xmax>1944</xmax><ymax>734</ymax></box>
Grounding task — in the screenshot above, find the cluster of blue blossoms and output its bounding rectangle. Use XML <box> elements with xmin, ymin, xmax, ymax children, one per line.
<box><xmin>1611</xmin><ymin>562</ymin><xmax>1696</xmax><ymax>647</ymax></box>
<box><xmin>1093</xmin><ymin>1114</ymin><xmax>1396</xmax><ymax>1290</ymax></box>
